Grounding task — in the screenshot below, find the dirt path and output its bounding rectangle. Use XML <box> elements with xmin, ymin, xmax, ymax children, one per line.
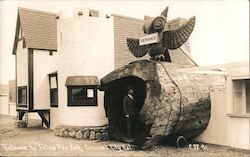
<box><xmin>0</xmin><ymin>114</ymin><xmax>249</xmax><ymax>156</ymax></box>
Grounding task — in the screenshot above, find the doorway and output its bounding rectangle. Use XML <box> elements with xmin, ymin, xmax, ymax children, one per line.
<box><xmin>103</xmin><ymin>76</ymin><xmax>147</xmax><ymax>143</ymax></box>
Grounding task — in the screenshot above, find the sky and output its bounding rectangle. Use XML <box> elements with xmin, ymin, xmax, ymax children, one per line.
<box><xmin>0</xmin><ymin>0</ymin><xmax>249</xmax><ymax>84</ymax></box>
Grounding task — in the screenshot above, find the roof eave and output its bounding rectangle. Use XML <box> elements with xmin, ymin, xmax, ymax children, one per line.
<box><xmin>12</xmin><ymin>13</ymin><xmax>20</xmax><ymax>55</ymax></box>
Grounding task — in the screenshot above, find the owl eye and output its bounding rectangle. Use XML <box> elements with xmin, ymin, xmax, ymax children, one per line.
<box><xmin>152</xmin><ymin>16</ymin><xmax>166</xmax><ymax>33</ymax></box>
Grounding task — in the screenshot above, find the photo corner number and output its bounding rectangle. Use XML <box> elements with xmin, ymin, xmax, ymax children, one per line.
<box><xmin>188</xmin><ymin>143</ymin><xmax>208</xmax><ymax>151</ymax></box>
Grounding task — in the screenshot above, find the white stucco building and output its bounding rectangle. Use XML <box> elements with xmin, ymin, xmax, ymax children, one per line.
<box><xmin>13</xmin><ymin>8</ymin><xmax>118</xmax><ymax>129</ymax></box>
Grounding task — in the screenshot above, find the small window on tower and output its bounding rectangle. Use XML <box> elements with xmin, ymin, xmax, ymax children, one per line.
<box><xmin>89</xmin><ymin>10</ymin><xmax>99</xmax><ymax>17</ymax></box>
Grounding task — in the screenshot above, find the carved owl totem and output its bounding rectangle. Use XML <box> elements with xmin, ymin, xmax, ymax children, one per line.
<box><xmin>127</xmin><ymin>7</ymin><xmax>196</xmax><ymax>62</ymax></box>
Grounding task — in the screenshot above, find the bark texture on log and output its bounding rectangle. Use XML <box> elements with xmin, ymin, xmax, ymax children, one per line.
<box><xmin>100</xmin><ymin>60</ymin><xmax>226</xmax><ymax>147</ymax></box>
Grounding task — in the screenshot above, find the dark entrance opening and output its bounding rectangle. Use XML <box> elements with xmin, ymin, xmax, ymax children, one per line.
<box><xmin>103</xmin><ymin>76</ymin><xmax>147</xmax><ymax>143</ymax></box>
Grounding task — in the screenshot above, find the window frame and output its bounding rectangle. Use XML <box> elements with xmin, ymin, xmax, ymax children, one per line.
<box><xmin>67</xmin><ymin>85</ymin><xmax>98</xmax><ymax>106</ymax></box>
<box><xmin>89</xmin><ymin>10</ymin><xmax>99</xmax><ymax>17</ymax></box>
<box><xmin>49</xmin><ymin>73</ymin><xmax>58</xmax><ymax>107</ymax></box>
<box><xmin>232</xmin><ymin>79</ymin><xmax>250</xmax><ymax>114</ymax></box>
<box><xmin>17</xmin><ymin>86</ymin><xmax>27</xmax><ymax>107</ymax></box>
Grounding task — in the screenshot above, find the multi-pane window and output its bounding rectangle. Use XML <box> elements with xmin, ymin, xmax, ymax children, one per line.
<box><xmin>233</xmin><ymin>79</ymin><xmax>250</xmax><ymax>113</ymax></box>
<box><xmin>18</xmin><ymin>86</ymin><xmax>27</xmax><ymax>107</ymax></box>
<box><xmin>49</xmin><ymin>73</ymin><xmax>58</xmax><ymax>107</ymax></box>
<box><xmin>67</xmin><ymin>86</ymin><xmax>97</xmax><ymax>106</ymax></box>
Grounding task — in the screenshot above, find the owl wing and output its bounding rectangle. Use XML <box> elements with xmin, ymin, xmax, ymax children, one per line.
<box><xmin>127</xmin><ymin>38</ymin><xmax>149</xmax><ymax>57</ymax></box>
<box><xmin>162</xmin><ymin>16</ymin><xmax>195</xmax><ymax>50</ymax></box>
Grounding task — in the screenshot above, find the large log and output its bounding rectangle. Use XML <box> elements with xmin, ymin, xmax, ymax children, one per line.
<box><xmin>100</xmin><ymin>60</ymin><xmax>226</xmax><ymax>148</ymax></box>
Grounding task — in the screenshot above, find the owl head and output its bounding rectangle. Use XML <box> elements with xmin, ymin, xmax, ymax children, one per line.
<box><xmin>142</xmin><ymin>7</ymin><xmax>168</xmax><ymax>34</ymax></box>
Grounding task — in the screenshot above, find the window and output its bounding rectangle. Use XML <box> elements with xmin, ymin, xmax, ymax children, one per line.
<box><xmin>65</xmin><ymin>76</ymin><xmax>99</xmax><ymax>106</ymax></box>
<box><xmin>18</xmin><ymin>86</ymin><xmax>27</xmax><ymax>107</ymax></box>
<box><xmin>89</xmin><ymin>10</ymin><xmax>99</xmax><ymax>17</ymax></box>
<box><xmin>233</xmin><ymin>79</ymin><xmax>250</xmax><ymax>113</ymax></box>
<box><xmin>67</xmin><ymin>86</ymin><xmax>97</xmax><ymax>106</ymax></box>
<box><xmin>49</xmin><ymin>73</ymin><xmax>58</xmax><ymax>107</ymax></box>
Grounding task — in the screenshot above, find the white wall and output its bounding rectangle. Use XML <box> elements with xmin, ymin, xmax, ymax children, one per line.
<box><xmin>50</xmin><ymin>107</ymin><xmax>59</xmax><ymax>128</ymax></box>
<box><xmin>16</xmin><ymin>36</ymin><xmax>28</xmax><ymax>110</ymax></box>
<box><xmin>56</xmin><ymin>9</ymin><xmax>114</xmax><ymax>126</ymax></box>
<box><xmin>228</xmin><ymin>116</ymin><xmax>250</xmax><ymax>149</ymax></box>
<box><xmin>33</xmin><ymin>50</ymin><xmax>58</xmax><ymax>110</ymax></box>
<box><xmin>196</xmin><ymin>89</ymin><xmax>230</xmax><ymax>146</ymax></box>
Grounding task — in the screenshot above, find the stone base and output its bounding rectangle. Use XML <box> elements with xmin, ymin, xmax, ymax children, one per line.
<box><xmin>54</xmin><ymin>125</ymin><xmax>109</xmax><ymax>141</ymax></box>
<box><xmin>16</xmin><ymin>120</ymin><xmax>27</xmax><ymax>128</ymax></box>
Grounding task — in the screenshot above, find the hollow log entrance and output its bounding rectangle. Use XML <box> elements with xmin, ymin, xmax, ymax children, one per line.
<box><xmin>103</xmin><ymin>76</ymin><xmax>147</xmax><ymax>143</ymax></box>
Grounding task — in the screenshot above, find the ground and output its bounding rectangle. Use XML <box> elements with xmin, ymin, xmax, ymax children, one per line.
<box><xmin>0</xmin><ymin>114</ymin><xmax>249</xmax><ymax>157</ymax></box>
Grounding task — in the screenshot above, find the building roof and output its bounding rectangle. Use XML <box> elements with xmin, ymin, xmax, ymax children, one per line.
<box><xmin>12</xmin><ymin>8</ymin><xmax>57</xmax><ymax>54</ymax></box>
